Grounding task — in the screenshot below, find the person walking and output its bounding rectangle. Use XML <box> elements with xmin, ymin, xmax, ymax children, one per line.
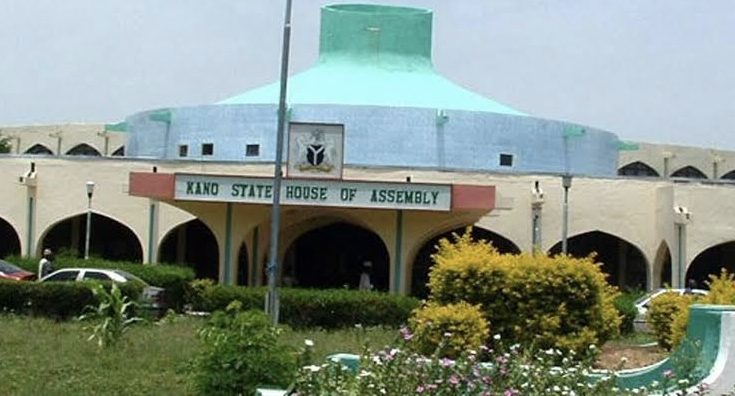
<box><xmin>37</xmin><ymin>248</ymin><xmax>54</xmax><ymax>280</ymax></box>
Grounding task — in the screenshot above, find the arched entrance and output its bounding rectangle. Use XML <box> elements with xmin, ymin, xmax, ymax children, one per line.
<box><xmin>282</xmin><ymin>222</ymin><xmax>390</xmax><ymax>291</ymax></box>
<box><xmin>24</xmin><ymin>144</ymin><xmax>53</xmax><ymax>155</ymax></box>
<box><xmin>66</xmin><ymin>143</ymin><xmax>101</xmax><ymax>156</ymax></box>
<box><xmin>671</xmin><ymin>166</ymin><xmax>707</xmax><ymax>179</ymax></box>
<box><xmin>618</xmin><ymin>161</ymin><xmax>659</xmax><ymax>177</ymax></box>
<box><xmin>158</xmin><ymin>219</ymin><xmax>219</xmax><ymax>280</ymax></box>
<box><xmin>687</xmin><ymin>242</ymin><xmax>735</xmax><ymax>289</ymax></box>
<box><xmin>40</xmin><ymin>213</ymin><xmax>142</xmax><ymax>261</ymax></box>
<box><xmin>653</xmin><ymin>242</ymin><xmax>672</xmax><ymax>288</ymax></box>
<box><xmin>0</xmin><ymin>217</ymin><xmax>21</xmax><ymax>258</ymax></box>
<box><xmin>549</xmin><ymin>231</ymin><xmax>648</xmax><ymax>290</ymax></box>
<box><xmin>410</xmin><ymin>227</ymin><xmax>521</xmax><ymax>298</ymax></box>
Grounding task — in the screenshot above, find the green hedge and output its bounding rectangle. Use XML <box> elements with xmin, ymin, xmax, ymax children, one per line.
<box><xmin>188</xmin><ymin>281</ymin><xmax>420</xmax><ymax>329</ymax></box>
<box><xmin>0</xmin><ymin>280</ymin><xmax>140</xmax><ymax>320</ymax></box>
<box><xmin>5</xmin><ymin>255</ymin><xmax>194</xmax><ymax>310</ymax></box>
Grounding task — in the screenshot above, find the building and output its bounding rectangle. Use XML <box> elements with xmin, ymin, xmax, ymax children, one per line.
<box><xmin>1</xmin><ymin>4</ymin><xmax>734</xmax><ymax>295</ymax></box>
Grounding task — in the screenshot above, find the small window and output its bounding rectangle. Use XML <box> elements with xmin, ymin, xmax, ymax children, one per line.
<box><xmin>44</xmin><ymin>270</ymin><xmax>79</xmax><ymax>282</ymax></box>
<box><xmin>246</xmin><ymin>144</ymin><xmax>260</xmax><ymax>157</ymax></box>
<box><xmin>178</xmin><ymin>145</ymin><xmax>188</xmax><ymax>157</ymax></box>
<box><xmin>202</xmin><ymin>143</ymin><xmax>214</xmax><ymax>156</ymax></box>
<box><xmin>83</xmin><ymin>271</ymin><xmax>111</xmax><ymax>281</ymax></box>
<box><xmin>499</xmin><ymin>153</ymin><xmax>513</xmax><ymax>167</ymax></box>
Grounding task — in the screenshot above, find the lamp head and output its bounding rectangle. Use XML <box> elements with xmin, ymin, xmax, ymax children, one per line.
<box><xmin>86</xmin><ymin>181</ymin><xmax>96</xmax><ymax>196</ymax></box>
<box><xmin>562</xmin><ymin>174</ymin><xmax>573</xmax><ymax>189</ymax></box>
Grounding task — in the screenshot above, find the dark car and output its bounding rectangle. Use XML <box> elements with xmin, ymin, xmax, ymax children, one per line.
<box><xmin>0</xmin><ymin>260</ymin><xmax>36</xmax><ymax>281</ymax></box>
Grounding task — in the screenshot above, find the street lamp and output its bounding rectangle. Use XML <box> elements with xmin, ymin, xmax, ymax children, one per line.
<box><xmin>84</xmin><ymin>181</ymin><xmax>95</xmax><ymax>260</ymax></box>
<box><xmin>561</xmin><ymin>174</ymin><xmax>572</xmax><ymax>254</ymax></box>
<box><xmin>265</xmin><ymin>0</ymin><xmax>294</xmax><ymax>325</ymax></box>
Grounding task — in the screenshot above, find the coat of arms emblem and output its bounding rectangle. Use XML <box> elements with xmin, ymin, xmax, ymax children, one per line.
<box><xmin>296</xmin><ymin>129</ymin><xmax>335</xmax><ymax>172</ymax></box>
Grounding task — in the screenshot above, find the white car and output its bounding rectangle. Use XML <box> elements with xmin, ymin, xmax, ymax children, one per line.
<box><xmin>633</xmin><ymin>288</ymin><xmax>708</xmax><ymax>331</ymax></box>
<box><xmin>40</xmin><ymin>268</ymin><xmax>165</xmax><ymax>311</ymax></box>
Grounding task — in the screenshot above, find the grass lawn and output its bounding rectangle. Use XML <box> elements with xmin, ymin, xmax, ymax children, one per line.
<box><xmin>0</xmin><ymin>314</ymin><xmax>398</xmax><ymax>395</ymax></box>
<box><xmin>0</xmin><ymin>313</ymin><xmax>668</xmax><ymax>395</ymax></box>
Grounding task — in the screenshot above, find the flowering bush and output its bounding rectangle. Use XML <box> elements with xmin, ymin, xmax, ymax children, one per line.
<box><xmin>427</xmin><ymin>229</ymin><xmax>620</xmax><ymax>355</ymax></box>
<box><xmin>667</xmin><ymin>268</ymin><xmax>735</xmax><ymax>347</ymax></box>
<box><xmin>648</xmin><ymin>292</ymin><xmax>696</xmax><ymax>350</ymax></box>
<box><xmin>288</xmin><ymin>330</ymin><xmax>686</xmax><ymax>396</ymax></box>
<box><xmin>409</xmin><ymin>301</ymin><xmax>489</xmax><ymax>358</ymax></box>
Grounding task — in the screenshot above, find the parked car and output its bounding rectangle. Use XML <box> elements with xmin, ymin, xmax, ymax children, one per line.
<box><xmin>40</xmin><ymin>268</ymin><xmax>165</xmax><ymax>311</ymax></box>
<box><xmin>0</xmin><ymin>259</ymin><xmax>36</xmax><ymax>281</ymax></box>
<box><xmin>633</xmin><ymin>288</ymin><xmax>708</xmax><ymax>331</ymax></box>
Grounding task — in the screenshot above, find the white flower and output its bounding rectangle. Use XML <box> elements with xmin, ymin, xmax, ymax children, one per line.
<box><xmin>493</xmin><ymin>334</ymin><xmax>501</xmax><ymax>340</ymax></box>
<box><xmin>304</xmin><ymin>339</ymin><xmax>314</xmax><ymax>347</ymax></box>
<box><xmin>305</xmin><ymin>365</ymin><xmax>321</xmax><ymax>372</ymax></box>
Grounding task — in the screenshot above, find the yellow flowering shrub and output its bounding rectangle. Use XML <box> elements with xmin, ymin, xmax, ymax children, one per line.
<box><xmin>408</xmin><ymin>301</ymin><xmax>489</xmax><ymax>358</ymax></box>
<box><xmin>668</xmin><ymin>270</ymin><xmax>735</xmax><ymax>349</ymax></box>
<box><xmin>427</xmin><ymin>229</ymin><xmax>620</xmax><ymax>355</ymax></box>
<box><xmin>647</xmin><ymin>292</ymin><xmax>693</xmax><ymax>350</ymax></box>
<box><xmin>701</xmin><ymin>269</ymin><xmax>735</xmax><ymax>305</ymax></box>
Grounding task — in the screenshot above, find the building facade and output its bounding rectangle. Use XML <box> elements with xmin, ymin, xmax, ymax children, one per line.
<box><xmin>1</xmin><ymin>4</ymin><xmax>734</xmax><ymax>295</ymax></box>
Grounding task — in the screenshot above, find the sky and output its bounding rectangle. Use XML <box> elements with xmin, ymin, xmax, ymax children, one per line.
<box><xmin>1</xmin><ymin>0</ymin><xmax>733</xmax><ymax>149</ymax></box>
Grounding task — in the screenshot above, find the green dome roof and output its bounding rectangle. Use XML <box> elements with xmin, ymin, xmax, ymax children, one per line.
<box><xmin>219</xmin><ymin>4</ymin><xmax>525</xmax><ymax>116</ymax></box>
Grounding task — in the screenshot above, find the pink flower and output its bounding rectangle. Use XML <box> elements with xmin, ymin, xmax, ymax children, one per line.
<box><xmin>416</xmin><ymin>385</ymin><xmax>425</xmax><ymax>393</ymax></box>
<box><xmin>663</xmin><ymin>369</ymin><xmax>674</xmax><ymax>379</ymax></box>
<box><xmin>449</xmin><ymin>375</ymin><xmax>460</xmax><ymax>385</ymax></box>
<box><xmin>400</xmin><ymin>326</ymin><xmax>414</xmax><ymax>341</ymax></box>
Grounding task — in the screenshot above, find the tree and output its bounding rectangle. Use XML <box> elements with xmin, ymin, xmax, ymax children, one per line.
<box><xmin>0</xmin><ymin>134</ymin><xmax>11</xmax><ymax>153</ymax></box>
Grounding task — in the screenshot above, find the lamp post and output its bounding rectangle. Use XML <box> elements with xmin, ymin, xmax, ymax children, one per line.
<box><xmin>560</xmin><ymin>125</ymin><xmax>584</xmax><ymax>255</ymax></box>
<box><xmin>84</xmin><ymin>181</ymin><xmax>95</xmax><ymax>260</ymax></box>
<box><xmin>561</xmin><ymin>174</ymin><xmax>572</xmax><ymax>254</ymax></box>
<box><xmin>265</xmin><ymin>0</ymin><xmax>294</xmax><ymax>325</ymax></box>
<box><xmin>531</xmin><ymin>181</ymin><xmax>544</xmax><ymax>254</ymax></box>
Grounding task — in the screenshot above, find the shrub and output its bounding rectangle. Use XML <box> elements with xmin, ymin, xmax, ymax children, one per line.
<box><xmin>614</xmin><ymin>290</ymin><xmax>645</xmax><ymax>335</ymax></box>
<box><xmin>701</xmin><ymin>269</ymin><xmax>735</xmax><ymax>305</ymax></box>
<box><xmin>408</xmin><ymin>301</ymin><xmax>489</xmax><ymax>358</ymax></box>
<box><xmin>647</xmin><ymin>291</ymin><xmax>693</xmax><ymax>350</ymax></box>
<box><xmin>0</xmin><ymin>280</ymin><xmax>140</xmax><ymax>320</ymax></box>
<box><xmin>0</xmin><ymin>133</ymin><xmax>10</xmax><ymax>153</ymax></box>
<box><xmin>4</xmin><ymin>255</ymin><xmax>194</xmax><ymax>310</ymax></box>
<box><xmin>427</xmin><ymin>230</ymin><xmax>620</xmax><ymax>355</ymax></box>
<box><xmin>187</xmin><ymin>283</ymin><xmax>420</xmax><ymax>329</ymax></box>
<box><xmin>667</xmin><ymin>270</ymin><xmax>735</xmax><ymax>349</ymax></box>
<box><xmin>192</xmin><ymin>303</ymin><xmax>296</xmax><ymax>395</ymax></box>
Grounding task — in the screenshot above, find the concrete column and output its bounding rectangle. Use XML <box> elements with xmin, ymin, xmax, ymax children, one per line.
<box><xmin>392</xmin><ymin>210</ymin><xmax>404</xmax><ymax>294</ymax></box>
